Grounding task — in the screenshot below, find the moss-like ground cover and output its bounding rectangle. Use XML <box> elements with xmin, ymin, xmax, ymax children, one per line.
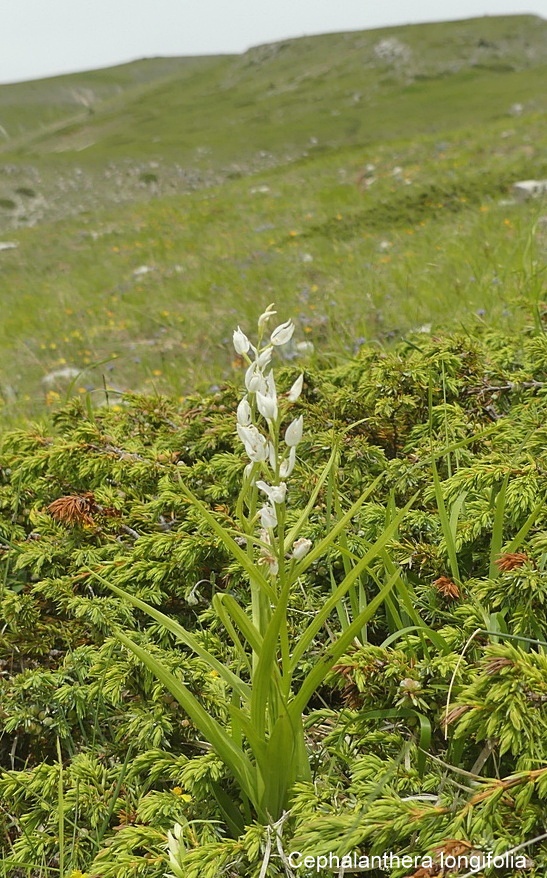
<box><xmin>2</xmin><ymin>324</ymin><xmax>547</xmax><ymax>876</ymax></box>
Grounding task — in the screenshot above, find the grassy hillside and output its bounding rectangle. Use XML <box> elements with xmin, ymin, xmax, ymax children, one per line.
<box><xmin>2</xmin><ymin>15</ymin><xmax>546</xmax><ymax>164</ymax></box>
<box><xmin>0</xmin><ymin>14</ymin><xmax>546</xmax><ymax>423</ymax></box>
<box><xmin>0</xmin><ymin>56</ymin><xmax>225</xmax><ymax>142</ymax></box>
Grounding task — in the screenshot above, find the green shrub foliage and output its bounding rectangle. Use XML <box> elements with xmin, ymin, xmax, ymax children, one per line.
<box><xmin>2</xmin><ymin>326</ymin><xmax>547</xmax><ymax>876</ymax></box>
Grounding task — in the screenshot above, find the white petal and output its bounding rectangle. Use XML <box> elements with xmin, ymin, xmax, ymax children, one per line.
<box><xmin>260</xmin><ymin>504</ymin><xmax>277</xmax><ymax>528</ymax></box>
<box><xmin>279</xmin><ymin>446</ymin><xmax>296</xmax><ymax>478</ymax></box>
<box><xmin>285</xmin><ymin>415</ymin><xmax>303</xmax><ymax>447</ymax></box>
<box><xmin>287</xmin><ymin>373</ymin><xmax>304</xmax><ymax>403</ymax></box>
<box><xmin>292</xmin><ymin>538</ymin><xmax>312</xmax><ymax>560</ymax></box>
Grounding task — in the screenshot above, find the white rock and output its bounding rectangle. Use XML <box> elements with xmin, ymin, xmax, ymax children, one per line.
<box><xmin>512</xmin><ymin>180</ymin><xmax>547</xmax><ymax>201</ymax></box>
<box><xmin>133</xmin><ymin>265</ymin><xmax>154</xmax><ymax>276</ymax></box>
<box><xmin>42</xmin><ymin>367</ymin><xmax>80</xmax><ymax>387</ymax></box>
<box><xmin>0</xmin><ymin>241</ymin><xmax>18</xmax><ymax>251</ymax></box>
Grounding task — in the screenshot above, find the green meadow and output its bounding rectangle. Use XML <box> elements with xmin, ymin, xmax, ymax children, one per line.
<box><xmin>0</xmin><ymin>14</ymin><xmax>546</xmax><ymax>420</ymax></box>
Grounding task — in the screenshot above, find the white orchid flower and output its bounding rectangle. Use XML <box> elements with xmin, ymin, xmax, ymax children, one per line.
<box><xmin>259</xmin><ymin>504</ymin><xmax>277</xmax><ymax>529</ymax></box>
<box><xmin>270</xmin><ymin>319</ymin><xmax>295</xmax><ymax>346</ymax></box>
<box><xmin>279</xmin><ymin>446</ymin><xmax>296</xmax><ymax>478</ymax></box>
<box><xmin>237</xmin><ymin>397</ymin><xmax>252</xmax><ymax>426</ymax></box>
<box><xmin>256</xmin><ymin>390</ymin><xmax>278</xmax><ymax>422</ymax></box>
<box><xmin>256</xmin><ymin>480</ymin><xmax>287</xmax><ymax>505</ymax></box>
<box><xmin>285</xmin><ymin>415</ymin><xmax>303</xmax><ymax>447</ymax></box>
<box><xmin>233</xmin><ymin>326</ymin><xmax>251</xmax><ymax>355</ymax></box>
<box><xmin>237</xmin><ymin>424</ymin><xmax>268</xmax><ymax>462</ymax></box>
<box><xmin>287</xmin><ymin>373</ymin><xmax>304</xmax><ymax>402</ymax></box>
<box><xmin>292</xmin><ymin>538</ymin><xmax>312</xmax><ymax>560</ymax></box>
<box><xmin>256</xmin><ymin>346</ymin><xmax>273</xmax><ymax>368</ymax></box>
<box><xmin>244</xmin><ymin>361</ymin><xmax>266</xmax><ymax>394</ymax></box>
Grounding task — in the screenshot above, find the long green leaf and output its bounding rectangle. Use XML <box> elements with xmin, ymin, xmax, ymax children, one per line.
<box><xmin>113</xmin><ymin>628</ymin><xmax>258</xmax><ymax>807</ymax></box>
<box><xmin>292</xmin><ymin>474</ymin><xmax>384</xmax><ymax>577</ymax></box>
<box><xmin>291</xmin><ymin>569</ymin><xmax>400</xmax><ymax>716</ymax></box>
<box><xmin>178</xmin><ymin>478</ymin><xmax>276</xmax><ymax>603</ymax></box>
<box><xmin>290</xmin><ymin>496</ymin><xmax>415</xmax><ymax>671</ymax></box>
<box><xmin>212</xmin><ymin>594</ymin><xmax>253</xmax><ymax>675</ymax></box>
<box><xmin>250</xmin><ymin>576</ymin><xmax>292</xmax><ymax>737</ymax></box>
<box><xmin>56</xmin><ymin>738</ymin><xmax>64</xmax><ymax>878</ymax></box>
<box><xmin>431</xmin><ymin>460</ymin><xmax>460</xmax><ymax>582</ymax></box>
<box><xmin>381</xmin><ymin>625</ymin><xmax>450</xmax><ymax>654</ymax></box>
<box><xmin>86</xmin><ymin>568</ymin><xmax>250</xmax><ymax>701</ymax></box>
<box><xmin>489</xmin><ymin>473</ymin><xmax>509</xmax><ymax>580</ymax></box>
<box><xmin>284</xmin><ymin>447</ymin><xmax>338</xmax><ymax>549</ymax></box>
<box><xmin>505</xmin><ymin>498</ymin><xmax>544</xmax><ymax>554</ymax></box>
<box><xmin>214</xmin><ymin>594</ymin><xmax>263</xmax><ymax>656</ymax></box>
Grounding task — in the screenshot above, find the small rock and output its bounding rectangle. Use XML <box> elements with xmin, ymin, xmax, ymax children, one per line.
<box><xmin>42</xmin><ymin>367</ymin><xmax>80</xmax><ymax>387</ymax></box>
<box><xmin>300</xmin><ymin>253</ymin><xmax>314</xmax><ymax>263</ymax></box>
<box><xmin>133</xmin><ymin>265</ymin><xmax>154</xmax><ymax>276</ymax></box>
<box><xmin>250</xmin><ymin>185</ymin><xmax>270</xmax><ymax>194</ymax></box>
<box><xmin>0</xmin><ymin>241</ymin><xmax>18</xmax><ymax>251</ymax></box>
<box><xmin>512</xmin><ymin>180</ymin><xmax>547</xmax><ymax>201</ymax></box>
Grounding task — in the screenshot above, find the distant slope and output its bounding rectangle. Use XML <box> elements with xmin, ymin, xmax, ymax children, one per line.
<box><xmin>0</xmin><ymin>14</ymin><xmax>546</xmax><ymax>234</ymax></box>
<box><xmin>0</xmin><ymin>56</ymin><xmax>229</xmax><ymax>142</ymax></box>
<box><xmin>1</xmin><ymin>15</ymin><xmax>545</xmax><ymax>164</ymax></box>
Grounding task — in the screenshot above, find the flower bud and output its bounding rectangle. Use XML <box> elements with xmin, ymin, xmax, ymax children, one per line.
<box><xmin>292</xmin><ymin>537</ymin><xmax>312</xmax><ymax>560</ymax></box>
<box><xmin>271</xmin><ymin>319</ymin><xmax>295</xmax><ymax>346</ymax></box>
<box><xmin>233</xmin><ymin>326</ymin><xmax>251</xmax><ymax>355</ymax></box>
<box><xmin>285</xmin><ymin>415</ymin><xmax>303</xmax><ymax>447</ymax></box>
<box><xmin>237</xmin><ymin>397</ymin><xmax>252</xmax><ymax>426</ymax></box>
<box><xmin>287</xmin><ymin>373</ymin><xmax>304</xmax><ymax>402</ymax></box>
<box><xmin>258</xmin><ymin>303</ymin><xmax>277</xmax><ymax>329</ymax></box>
<box><xmin>257</xmin><ymin>346</ymin><xmax>273</xmax><ymax>368</ymax></box>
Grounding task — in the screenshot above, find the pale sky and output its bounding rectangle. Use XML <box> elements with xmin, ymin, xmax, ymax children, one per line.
<box><xmin>1</xmin><ymin>0</ymin><xmax>546</xmax><ymax>84</ymax></box>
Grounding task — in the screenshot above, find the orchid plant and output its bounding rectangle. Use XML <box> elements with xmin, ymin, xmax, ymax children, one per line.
<box><xmin>91</xmin><ymin>305</ymin><xmax>410</xmax><ymax>852</ymax></box>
